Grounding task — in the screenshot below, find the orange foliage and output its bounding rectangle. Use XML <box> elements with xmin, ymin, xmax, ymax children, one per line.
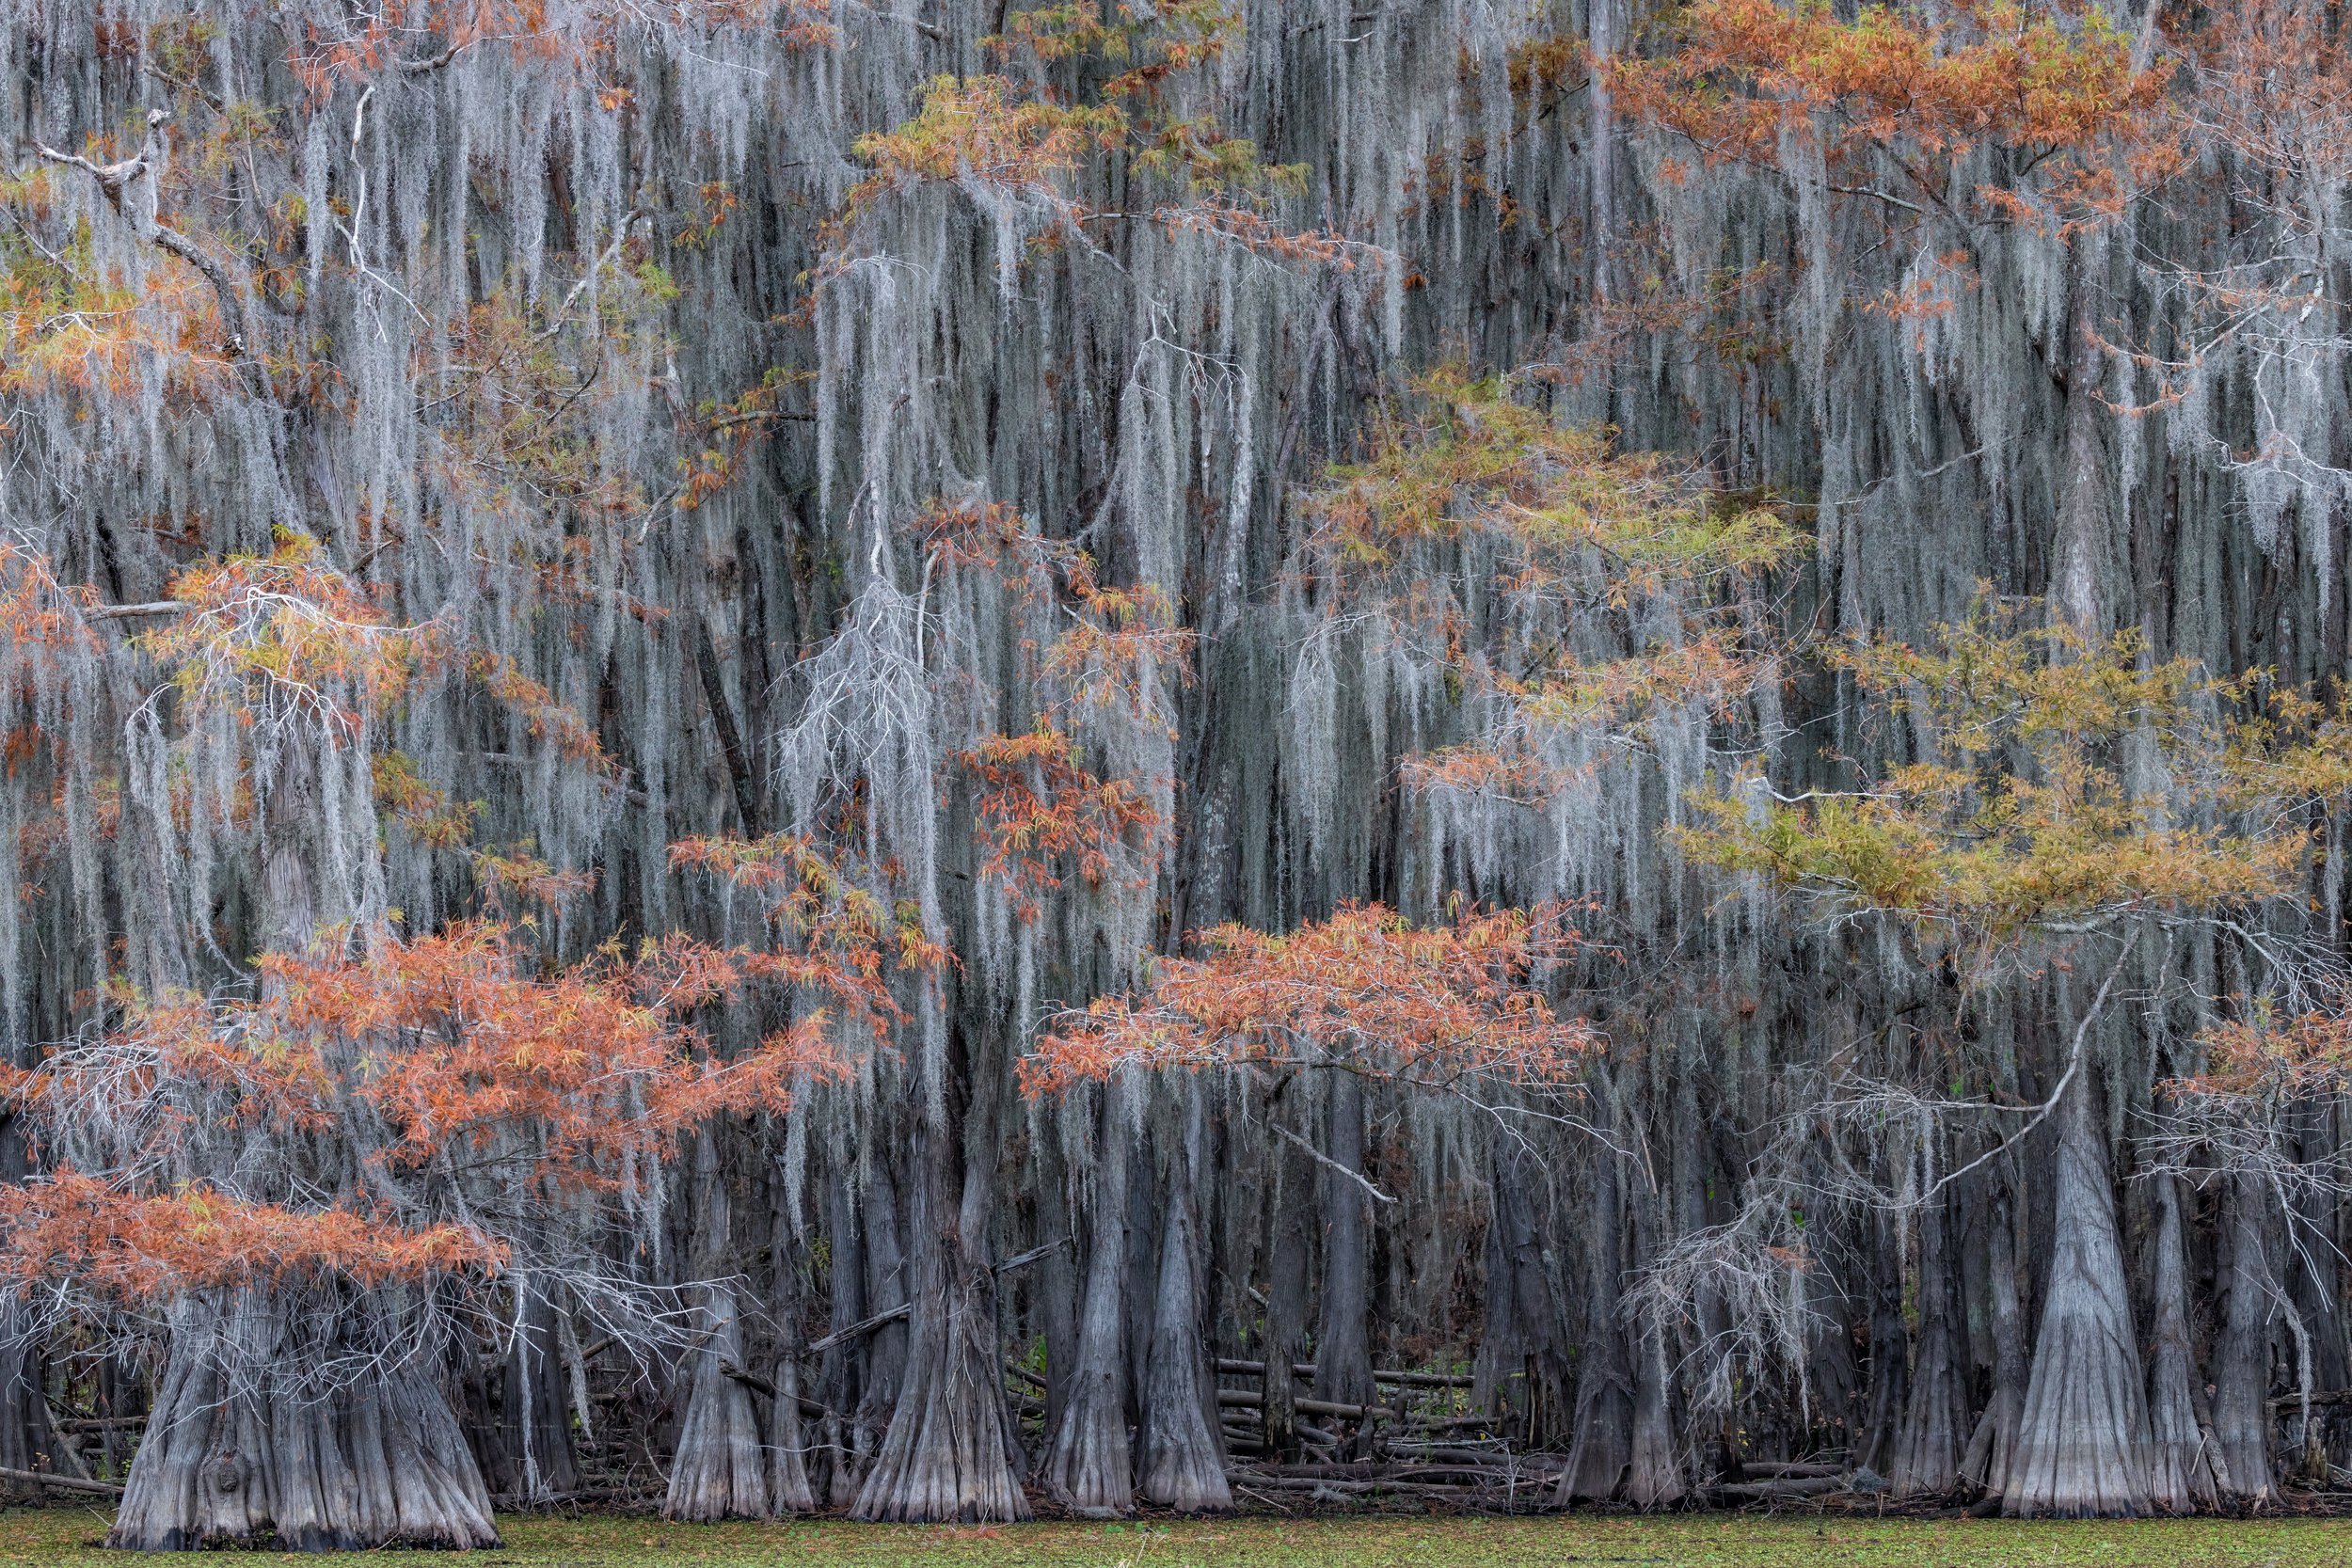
<box><xmin>834</xmin><ymin>75</ymin><xmax>1125</xmax><ymax>240</ymax></box>
<box><xmin>2187</xmin><ymin>1003</ymin><xmax>2352</xmax><ymax>1098</ymax></box>
<box><xmin>0</xmin><ymin>536</ymin><xmax>102</xmax><ymax>672</ymax></box>
<box><xmin>0</xmin><ymin>917</ymin><xmax>849</xmax><ymax>1298</ymax></box>
<box><xmin>0</xmin><ymin>1170</ymin><xmax>497</xmax><ymax>1299</ymax></box>
<box><xmin>960</xmin><ymin>724</ymin><xmax>1160</xmax><ymax>916</ymax></box>
<box><xmin>669</xmin><ymin>832</ymin><xmax>922</xmax><ymax>1035</ymax></box>
<box><xmin>145</xmin><ymin>532</ymin><xmax>415</xmax><ymax>734</ymax></box>
<box><xmin>1616</xmin><ymin>0</ymin><xmax>2179</xmax><ymax>230</ymax></box>
<box><xmin>1025</xmin><ymin>903</ymin><xmax>1597</xmax><ymax>1096</ymax></box>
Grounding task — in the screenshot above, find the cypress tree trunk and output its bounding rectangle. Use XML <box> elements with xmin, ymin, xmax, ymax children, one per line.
<box><xmin>1311</xmin><ymin>1072</ymin><xmax>1378</xmax><ymax>1425</ymax></box>
<box><xmin>850</xmin><ymin>1155</ymin><xmax>911</xmax><ymax>1478</ymax></box>
<box><xmin>1857</xmin><ymin>1212</ymin><xmax>1910</xmax><ymax>1478</ymax></box>
<box><xmin>666</xmin><ymin>1134</ymin><xmax>771</xmax><ymax>1520</ymax></box>
<box><xmin>0</xmin><ymin>1121</ymin><xmax>60</xmax><ymax>1494</ymax></box>
<box><xmin>766</xmin><ymin>1175</ymin><xmax>818</xmax><ymax>1516</ymax></box>
<box><xmin>820</xmin><ymin>1167</ymin><xmax>869</xmax><ymax>1509</ymax></box>
<box><xmin>1891</xmin><ymin>1186</ymin><xmax>1970</xmax><ymax>1497</ymax></box>
<box><xmin>1260</xmin><ymin>1136</ymin><xmax>1312</xmax><ymax>1465</ymax></box>
<box><xmin>2212</xmin><ymin>1174</ymin><xmax>2280</xmax><ymax>1507</ymax></box>
<box><xmin>109</xmin><ymin>1293</ymin><xmax>497</xmax><ymax>1552</ymax></box>
<box><xmin>1961</xmin><ymin>1188</ymin><xmax>2028</xmax><ymax>1497</ymax></box>
<box><xmin>2000</xmin><ymin>1072</ymin><xmax>2153</xmax><ymax>1517</ymax></box>
<box><xmin>853</xmin><ymin>1022</ymin><xmax>1028</xmax><ymax>1523</ymax></box>
<box><xmin>1474</xmin><ymin>1138</ymin><xmax>1571</xmax><ymax>1449</ymax></box>
<box><xmin>494</xmin><ymin>1286</ymin><xmax>578</xmax><ymax>1504</ymax></box>
<box><xmin>1036</xmin><ymin>1132</ymin><xmax>1080</xmax><ymax>1443</ymax></box>
<box><xmin>2144</xmin><ymin>1173</ymin><xmax>2223</xmax><ymax>1513</ymax></box>
<box><xmin>1041</xmin><ymin>1078</ymin><xmax>1136</xmax><ymax>1515</ymax></box>
<box><xmin>1624</xmin><ymin>1315</ymin><xmax>1686</xmax><ymax>1509</ymax></box>
<box><xmin>1557</xmin><ymin>1132</ymin><xmax>1634</xmax><ymax>1503</ymax></box>
<box><xmin>663</xmin><ymin>1282</ymin><xmax>771</xmax><ymax>1521</ymax></box>
<box><xmin>1138</xmin><ymin>1089</ymin><xmax>1232</xmax><ymax>1511</ymax></box>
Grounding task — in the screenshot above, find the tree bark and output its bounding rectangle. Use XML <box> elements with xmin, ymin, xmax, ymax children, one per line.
<box><xmin>766</xmin><ymin>1172</ymin><xmax>818</xmax><ymax>1516</ymax></box>
<box><xmin>495</xmin><ymin>1284</ymin><xmax>578</xmax><ymax>1504</ymax></box>
<box><xmin>2000</xmin><ymin>1071</ymin><xmax>2153</xmax><ymax>1517</ymax></box>
<box><xmin>109</xmin><ymin>1292</ymin><xmax>498</xmax><ymax>1551</ymax></box>
<box><xmin>663</xmin><ymin>1281</ymin><xmax>771</xmax><ymax>1521</ymax></box>
<box><xmin>1138</xmin><ymin>1088</ymin><xmax>1232</xmax><ymax>1512</ymax></box>
<box><xmin>667</xmin><ymin>1135</ymin><xmax>771</xmax><ymax>1520</ymax></box>
<box><xmin>1857</xmin><ymin>1212</ymin><xmax>1910</xmax><ymax>1478</ymax></box>
<box><xmin>1891</xmin><ymin>1184</ymin><xmax>1970</xmax><ymax>1497</ymax></box>
<box><xmin>1040</xmin><ymin>1077</ymin><xmax>1136</xmax><ymax>1515</ymax></box>
<box><xmin>1312</xmin><ymin>1071</ymin><xmax>1378</xmax><ymax>1452</ymax></box>
<box><xmin>1961</xmin><ymin>1187</ymin><xmax>2028</xmax><ymax>1497</ymax></box>
<box><xmin>2143</xmin><ymin>1172</ymin><xmax>2223</xmax><ymax>1513</ymax></box>
<box><xmin>2212</xmin><ymin>1174</ymin><xmax>2280</xmax><ymax>1507</ymax></box>
<box><xmin>851</xmin><ymin>1020</ymin><xmax>1028</xmax><ymax>1523</ymax></box>
<box><xmin>1474</xmin><ymin>1136</ymin><xmax>1571</xmax><ymax>1450</ymax></box>
<box><xmin>1261</xmin><ymin>1132</ymin><xmax>1312</xmax><ymax>1465</ymax></box>
<box><xmin>1557</xmin><ymin>1118</ymin><xmax>1634</xmax><ymax>1503</ymax></box>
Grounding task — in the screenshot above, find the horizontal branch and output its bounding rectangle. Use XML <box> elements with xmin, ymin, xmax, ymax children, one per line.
<box><xmin>1216</xmin><ymin>1387</ymin><xmax>1400</xmax><ymax>1421</ymax></box>
<box><xmin>0</xmin><ymin>1465</ymin><xmax>123</xmax><ymax>1497</ymax></box>
<box><xmin>1216</xmin><ymin>1357</ymin><xmax>1473</xmax><ymax>1388</ymax></box>
<box><xmin>805</xmin><ymin>1301</ymin><xmax>907</xmax><ymax>1355</ymax></box>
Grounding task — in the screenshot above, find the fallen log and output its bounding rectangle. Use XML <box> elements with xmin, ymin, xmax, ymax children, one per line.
<box><xmin>1215</xmin><ymin>1387</ymin><xmax>1400</xmax><ymax>1422</ymax></box>
<box><xmin>55</xmin><ymin>1415</ymin><xmax>149</xmax><ymax>1433</ymax></box>
<box><xmin>0</xmin><ymin>1465</ymin><xmax>125</xmax><ymax>1497</ymax></box>
<box><xmin>1717</xmin><ymin>1475</ymin><xmax>1848</xmax><ymax>1499</ymax></box>
<box><xmin>1216</xmin><ymin>1358</ymin><xmax>1473</xmax><ymax>1389</ymax></box>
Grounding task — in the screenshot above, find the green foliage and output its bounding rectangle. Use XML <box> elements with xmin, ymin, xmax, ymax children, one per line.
<box><xmin>1681</xmin><ymin>597</ymin><xmax>2352</xmax><ymax>941</ymax></box>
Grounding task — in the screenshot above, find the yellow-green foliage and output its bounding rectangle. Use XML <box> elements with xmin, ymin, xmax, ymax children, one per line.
<box><xmin>1313</xmin><ymin>368</ymin><xmax>1801</xmax><ymax>589</ymax></box>
<box><xmin>1308</xmin><ymin>368</ymin><xmax>1802</xmax><ymax>742</ymax></box>
<box><xmin>1682</xmin><ymin>598</ymin><xmax>2351</xmax><ymax>939</ymax></box>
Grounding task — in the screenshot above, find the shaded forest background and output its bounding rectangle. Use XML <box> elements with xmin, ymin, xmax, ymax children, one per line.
<box><xmin>2</xmin><ymin>0</ymin><xmax>2352</xmax><ymax>1545</ymax></box>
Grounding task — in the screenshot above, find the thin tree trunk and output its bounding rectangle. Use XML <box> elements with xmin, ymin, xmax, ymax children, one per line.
<box><xmin>2212</xmin><ymin>1174</ymin><xmax>2280</xmax><ymax>1507</ymax></box>
<box><xmin>1041</xmin><ymin>1077</ymin><xmax>1135</xmax><ymax>1515</ymax></box>
<box><xmin>2144</xmin><ymin>1172</ymin><xmax>2223</xmax><ymax>1513</ymax></box>
<box><xmin>1312</xmin><ymin>1072</ymin><xmax>1378</xmax><ymax>1446</ymax></box>
<box><xmin>2000</xmin><ymin>1071</ymin><xmax>2152</xmax><ymax>1517</ymax></box>
<box><xmin>1557</xmin><ymin>1121</ymin><xmax>1633</xmax><ymax>1503</ymax></box>
<box><xmin>1138</xmin><ymin>1088</ymin><xmax>1232</xmax><ymax>1512</ymax></box>
<box><xmin>1891</xmin><ymin>1183</ymin><xmax>1970</xmax><ymax>1497</ymax></box>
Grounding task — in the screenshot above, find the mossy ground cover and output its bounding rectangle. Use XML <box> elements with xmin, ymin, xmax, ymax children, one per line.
<box><xmin>3</xmin><ymin>1509</ymin><xmax>2348</xmax><ymax>1566</ymax></box>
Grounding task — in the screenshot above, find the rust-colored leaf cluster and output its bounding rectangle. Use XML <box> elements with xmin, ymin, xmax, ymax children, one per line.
<box><xmin>1025</xmin><ymin>902</ymin><xmax>1598</xmax><ymax>1097</ymax></box>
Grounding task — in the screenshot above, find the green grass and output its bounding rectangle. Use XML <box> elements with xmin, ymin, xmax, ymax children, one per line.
<box><xmin>4</xmin><ymin>1510</ymin><xmax>2348</xmax><ymax>1566</ymax></box>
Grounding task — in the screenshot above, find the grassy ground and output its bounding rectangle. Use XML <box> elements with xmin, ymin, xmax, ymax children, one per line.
<box><xmin>3</xmin><ymin>1508</ymin><xmax>2349</xmax><ymax>1566</ymax></box>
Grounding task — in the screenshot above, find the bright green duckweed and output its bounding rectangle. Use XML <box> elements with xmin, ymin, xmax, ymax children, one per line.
<box><xmin>3</xmin><ymin>1510</ymin><xmax>2347</xmax><ymax>1567</ymax></box>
